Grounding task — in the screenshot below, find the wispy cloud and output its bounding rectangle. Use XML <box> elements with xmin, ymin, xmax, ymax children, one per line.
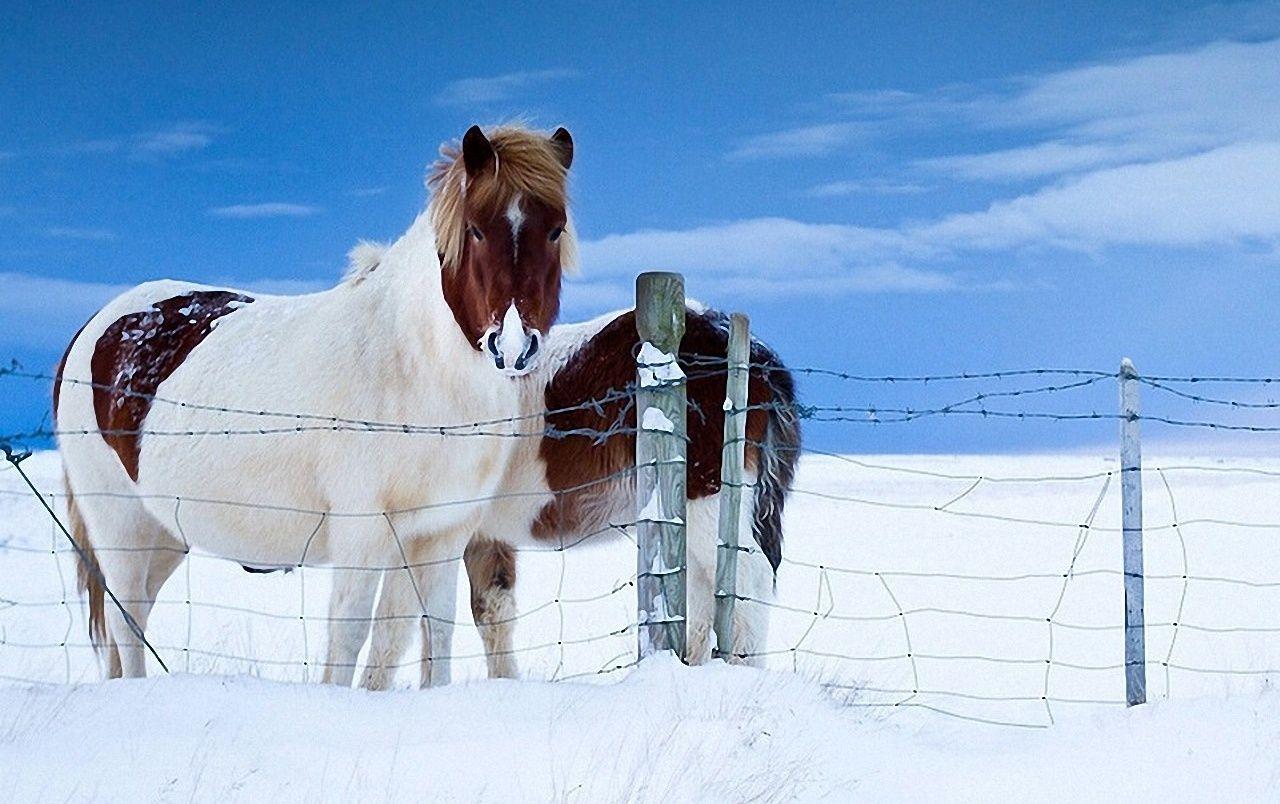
<box><xmin>435</xmin><ymin>68</ymin><xmax>575</xmax><ymax>106</ymax></box>
<box><xmin>134</xmin><ymin>122</ymin><xmax>218</xmax><ymax>156</ymax></box>
<box><xmin>729</xmin><ymin>34</ymin><xmax>1280</xmax><ymax>265</ymax></box>
<box><xmin>849</xmin><ymin>38</ymin><xmax>1280</xmax><ymax>183</ymax></box>
<box><xmin>45</xmin><ymin>226</ymin><xmax>115</xmax><ymax>241</ymax></box>
<box><xmin>576</xmin><ymin>217</ymin><xmax>963</xmax><ymax>302</ymax></box>
<box><xmin>208</xmin><ymin>203</ymin><xmax>321</xmax><ymax>219</ymax></box>
<box><xmin>912</xmin><ymin>142</ymin><xmax>1280</xmax><ymax>251</ymax></box>
<box><xmin>806</xmin><ymin>179</ymin><xmax>931</xmax><ymax>197</ymax></box>
<box><xmin>67</xmin><ymin>121</ymin><xmax>221</xmax><ymax>160</ymax></box>
<box><xmin>728</xmin><ymin>123</ymin><xmax>870</xmax><ymax>160</ymax></box>
<box><xmin>575</xmin><ymin>136</ymin><xmax>1280</xmax><ymax>305</ymax></box>
<box><xmin>0</xmin><ymin>272</ymin><xmax>333</xmax><ymax>351</ymax></box>
<box><xmin>0</xmin><ymin>273</ymin><xmax>129</xmax><ymax>349</ymax></box>
<box><xmin>916</xmin><ymin>141</ymin><xmax>1159</xmax><ymax>182</ymax></box>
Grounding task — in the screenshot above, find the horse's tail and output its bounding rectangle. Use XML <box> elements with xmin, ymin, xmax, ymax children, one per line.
<box><xmin>747</xmin><ymin>340</ymin><xmax>800</xmax><ymax>578</ymax></box>
<box><xmin>67</xmin><ymin>471</ymin><xmax>108</xmax><ymax>652</ymax></box>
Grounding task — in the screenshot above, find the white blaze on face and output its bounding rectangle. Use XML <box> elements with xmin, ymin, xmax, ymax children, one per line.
<box><xmin>505</xmin><ymin>194</ymin><xmax>525</xmax><ymax>262</ymax></box>
<box><xmin>495</xmin><ymin>300</ymin><xmax>526</xmax><ymax>368</ymax></box>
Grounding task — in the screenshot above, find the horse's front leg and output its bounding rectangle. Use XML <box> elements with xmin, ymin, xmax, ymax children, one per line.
<box><xmin>464</xmin><ymin>535</ymin><xmax>519</xmax><ymax>679</ymax></box>
<box><xmin>361</xmin><ymin>530</ymin><xmax>468</xmax><ymax>690</ymax></box>
<box><xmin>321</xmin><ymin>565</ymin><xmax>380</xmax><ymax>687</ymax></box>
<box><xmin>416</xmin><ymin>539</ymin><xmax>464</xmax><ymax>688</ymax></box>
<box><xmin>362</xmin><ymin>567</ymin><xmax>416</xmax><ymax>691</ymax></box>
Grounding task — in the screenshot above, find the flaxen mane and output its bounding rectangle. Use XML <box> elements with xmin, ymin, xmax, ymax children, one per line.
<box><xmin>428</xmin><ymin>125</ymin><xmax>578</xmax><ymax>274</ymax></box>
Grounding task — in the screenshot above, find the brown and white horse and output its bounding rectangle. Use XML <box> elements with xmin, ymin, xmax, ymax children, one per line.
<box><xmin>354</xmin><ymin>303</ymin><xmax>801</xmax><ymax>687</ymax></box>
<box><xmin>55</xmin><ymin>124</ymin><xmax>577</xmax><ymax>680</ymax></box>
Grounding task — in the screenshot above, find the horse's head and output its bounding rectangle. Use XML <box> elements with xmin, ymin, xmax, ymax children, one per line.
<box><xmin>431</xmin><ymin>124</ymin><xmax>576</xmax><ymax>377</ymax></box>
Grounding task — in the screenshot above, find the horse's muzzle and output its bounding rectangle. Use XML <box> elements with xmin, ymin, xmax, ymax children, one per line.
<box><xmin>486</xmin><ymin>327</ymin><xmax>540</xmax><ymax>376</ymax></box>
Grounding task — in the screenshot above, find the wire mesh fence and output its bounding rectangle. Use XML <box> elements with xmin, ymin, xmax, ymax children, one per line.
<box><xmin>4</xmin><ymin>356</ymin><xmax>1280</xmax><ymax>729</ymax></box>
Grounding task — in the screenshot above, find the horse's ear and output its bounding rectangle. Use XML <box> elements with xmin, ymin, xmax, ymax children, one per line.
<box><xmin>550</xmin><ymin>127</ymin><xmax>573</xmax><ymax>169</ymax></box>
<box><xmin>462</xmin><ymin>125</ymin><xmax>495</xmax><ymax>177</ymax></box>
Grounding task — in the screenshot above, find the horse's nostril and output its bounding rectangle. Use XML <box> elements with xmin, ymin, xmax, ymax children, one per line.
<box><xmin>525</xmin><ymin>332</ymin><xmax>540</xmax><ymax>360</ymax></box>
<box><xmin>486</xmin><ymin>330</ymin><xmax>500</xmax><ymax>356</ymax></box>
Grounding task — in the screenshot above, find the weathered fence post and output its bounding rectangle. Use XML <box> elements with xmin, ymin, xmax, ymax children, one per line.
<box><xmin>1119</xmin><ymin>357</ymin><xmax>1146</xmax><ymax>706</ymax></box>
<box><xmin>713</xmin><ymin>313</ymin><xmax>750</xmax><ymax>661</ymax></box>
<box><xmin>635</xmin><ymin>272</ymin><xmax>688</xmax><ymax>661</ymax></box>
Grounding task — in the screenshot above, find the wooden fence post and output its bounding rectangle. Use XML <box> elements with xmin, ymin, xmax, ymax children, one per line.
<box><xmin>635</xmin><ymin>272</ymin><xmax>688</xmax><ymax>661</ymax></box>
<box><xmin>713</xmin><ymin>313</ymin><xmax>750</xmax><ymax>661</ymax></box>
<box><xmin>1120</xmin><ymin>357</ymin><xmax>1146</xmax><ymax>706</ymax></box>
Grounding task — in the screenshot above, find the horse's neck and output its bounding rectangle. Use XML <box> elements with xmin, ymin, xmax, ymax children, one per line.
<box><xmin>363</xmin><ymin>215</ymin><xmax>462</xmax><ymax>377</ymax></box>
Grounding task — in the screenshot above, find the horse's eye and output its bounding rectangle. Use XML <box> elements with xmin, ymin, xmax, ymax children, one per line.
<box><xmin>468</xmin><ymin>225</ymin><xmax>484</xmax><ymax>242</ymax></box>
<box><xmin>549</xmin><ymin>226</ymin><xmax>564</xmax><ymax>243</ymax></box>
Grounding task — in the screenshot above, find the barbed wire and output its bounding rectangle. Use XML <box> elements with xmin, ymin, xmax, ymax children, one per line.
<box><xmin>6</xmin><ymin>358</ymin><xmax>1280</xmax><ymax>728</ymax></box>
<box><xmin>0</xmin><ymin>362</ymin><xmax>723</xmax><ymax>446</ymax></box>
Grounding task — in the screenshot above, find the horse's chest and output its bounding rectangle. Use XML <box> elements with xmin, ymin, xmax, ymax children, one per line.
<box><xmin>371</xmin><ymin>434</ymin><xmax>509</xmax><ymax>528</ymax></box>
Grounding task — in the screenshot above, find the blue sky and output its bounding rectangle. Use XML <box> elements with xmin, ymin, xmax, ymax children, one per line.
<box><xmin>3</xmin><ymin>1</ymin><xmax>1280</xmax><ymax>452</ymax></box>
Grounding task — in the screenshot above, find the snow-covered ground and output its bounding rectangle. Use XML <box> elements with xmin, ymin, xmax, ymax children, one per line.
<box><xmin>3</xmin><ymin>450</ymin><xmax>1280</xmax><ymax>800</ymax></box>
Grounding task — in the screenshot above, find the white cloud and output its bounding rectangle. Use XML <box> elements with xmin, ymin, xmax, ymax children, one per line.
<box><xmin>901</xmin><ymin>38</ymin><xmax>1280</xmax><ymax>182</ymax></box>
<box><xmin>435</xmin><ymin>69</ymin><xmax>575</xmax><ymax>106</ymax></box>
<box><xmin>913</xmin><ymin>142</ymin><xmax>1280</xmax><ymax>251</ymax></box>
<box><xmin>807</xmin><ymin>179</ymin><xmax>930</xmax><ymax>197</ymax></box>
<box><xmin>134</xmin><ymin>122</ymin><xmax>218</xmax><ymax>156</ymax></box>
<box><xmin>916</xmin><ymin>141</ymin><xmax>1157</xmax><ymax>181</ymax></box>
<box><xmin>725</xmin><ymin>34</ymin><xmax>1280</xmax><ymax>269</ymax></box>
<box><xmin>67</xmin><ymin>121</ymin><xmax>220</xmax><ymax>160</ymax></box>
<box><xmin>581</xmin><ymin>218</ymin><xmax>918</xmax><ymax>277</ymax></box>
<box><xmin>45</xmin><ymin>226</ymin><xmax>116</xmax><ymax>241</ymax></box>
<box><xmin>573</xmin><ymin>218</ymin><xmax>963</xmax><ymax>302</ymax></box>
<box><xmin>0</xmin><ymin>272</ymin><xmax>334</xmax><ymax>351</ymax></box>
<box><xmin>208</xmin><ymin>203</ymin><xmax>321</xmax><ymax>219</ymax></box>
<box><xmin>570</xmin><ymin>141</ymin><xmax>1280</xmax><ymax>300</ymax></box>
<box><xmin>0</xmin><ymin>273</ymin><xmax>128</xmax><ymax>349</ymax></box>
<box><xmin>728</xmin><ymin>123</ymin><xmax>870</xmax><ymax>160</ymax></box>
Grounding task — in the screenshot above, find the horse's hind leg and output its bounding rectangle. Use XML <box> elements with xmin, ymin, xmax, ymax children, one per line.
<box><xmin>687</xmin><ymin>489</ymin><xmax>773</xmax><ymax>667</ymax></box>
<box><xmin>684</xmin><ymin>497</ymin><xmax>720</xmax><ymax>665</ymax></box>
<box><xmin>728</xmin><ymin>532</ymin><xmax>774</xmax><ymax>667</ymax></box>
<box><xmin>463</xmin><ymin>535</ymin><xmax>519</xmax><ymax>679</ymax></box>
<box><xmin>89</xmin><ymin>506</ymin><xmax>183</xmax><ymax>678</ymax></box>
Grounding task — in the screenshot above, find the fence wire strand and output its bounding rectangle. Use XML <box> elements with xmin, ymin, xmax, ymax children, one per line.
<box><xmin>4</xmin><ymin>358</ymin><xmax>1280</xmax><ymax>729</ymax></box>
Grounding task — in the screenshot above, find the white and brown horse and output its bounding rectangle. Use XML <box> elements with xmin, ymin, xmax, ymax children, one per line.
<box><xmin>55</xmin><ymin>124</ymin><xmax>577</xmax><ymax>680</ymax></box>
<box><xmin>354</xmin><ymin>303</ymin><xmax>801</xmax><ymax>687</ymax></box>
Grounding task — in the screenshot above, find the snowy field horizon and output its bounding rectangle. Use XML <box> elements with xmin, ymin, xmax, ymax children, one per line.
<box><xmin>5</xmin><ymin>447</ymin><xmax>1280</xmax><ymax>799</ymax></box>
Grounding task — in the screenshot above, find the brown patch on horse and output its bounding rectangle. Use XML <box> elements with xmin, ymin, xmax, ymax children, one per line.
<box><xmin>431</xmin><ymin>125</ymin><xmax>575</xmax><ymax>348</ymax></box>
<box><xmin>533</xmin><ymin>309</ymin><xmax>782</xmax><ymax>539</ymax></box>
<box><xmin>90</xmin><ymin>291</ymin><xmax>254</xmax><ymax>481</ymax></box>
